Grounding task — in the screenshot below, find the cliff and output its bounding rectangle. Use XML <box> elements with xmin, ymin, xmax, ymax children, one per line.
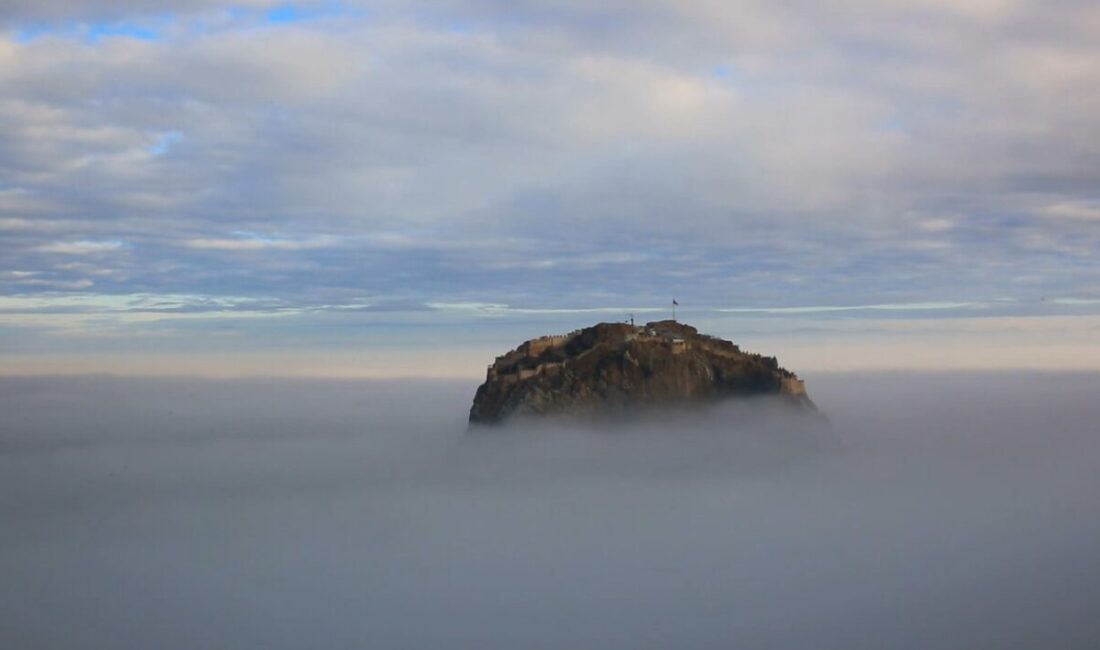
<box><xmin>469</xmin><ymin>320</ymin><xmax>815</xmax><ymax>426</ymax></box>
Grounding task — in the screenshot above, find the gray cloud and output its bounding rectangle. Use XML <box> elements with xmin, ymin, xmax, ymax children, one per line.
<box><xmin>0</xmin><ymin>1</ymin><xmax>284</xmax><ymax>26</ymax></box>
<box><xmin>0</xmin><ymin>1</ymin><xmax>1098</xmax><ymax>327</ymax></box>
<box><xmin>2</xmin><ymin>372</ymin><xmax>1100</xmax><ymax>648</ymax></box>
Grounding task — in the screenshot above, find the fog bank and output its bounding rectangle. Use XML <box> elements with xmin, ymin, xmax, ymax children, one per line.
<box><xmin>2</xmin><ymin>372</ymin><xmax>1100</xmax><ymax>649</ymax></box>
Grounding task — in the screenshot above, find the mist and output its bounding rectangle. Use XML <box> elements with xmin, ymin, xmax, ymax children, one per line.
<box><xmin>3</xmin><ymin>372</ymin><xmax>1100</xmax><ymax>649</ymax></box>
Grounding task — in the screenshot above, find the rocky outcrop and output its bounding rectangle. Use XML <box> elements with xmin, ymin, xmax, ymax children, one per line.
<box><xmin>469</xmin><ymin>320</ymin><xmax>815</xmax><ymax>426</ymax></box>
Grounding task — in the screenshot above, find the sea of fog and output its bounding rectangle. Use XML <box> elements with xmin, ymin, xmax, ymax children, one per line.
<box><xmin>2</xmin><ymin>372</ymin><xmax>1100</xmax><ymax>649</ymax></box>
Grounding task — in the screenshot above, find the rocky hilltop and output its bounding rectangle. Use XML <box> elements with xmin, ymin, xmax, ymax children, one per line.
<box><xmin>469</xmin><ymin>320</ymin><xmax>815</xmax><ymax>426</ymax></box>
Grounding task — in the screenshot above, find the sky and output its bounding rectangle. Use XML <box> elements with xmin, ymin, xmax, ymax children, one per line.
<box><xmin>2</xmin><ymin>0</ymin><xmax>1099</xmax><ymax>376</ymax></box>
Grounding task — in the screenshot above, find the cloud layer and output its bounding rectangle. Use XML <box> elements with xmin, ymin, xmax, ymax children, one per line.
<box><xmin>3</xmin><ymin>372</ymin><xmax>1100</xmax><ymax>648</ymax></box>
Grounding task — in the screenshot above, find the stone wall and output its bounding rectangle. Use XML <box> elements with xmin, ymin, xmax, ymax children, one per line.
<box><xmin>526</xmin><ymin>333</ymin><xmax>571</xmax><ymax>357</ymax></box>
<box><xmin>781</xmin><ymin>377</ymin><xmax>806</xmax><ymax>396</ymax></box>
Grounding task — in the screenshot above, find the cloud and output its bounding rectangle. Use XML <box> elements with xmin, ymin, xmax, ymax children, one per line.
<box><xmin>1040</xmin><ymin>200</ymin><xmax>1100</xmax><ymax>221</ymax></box>
<box><xmin>0</xmin><ymin>1</ymin><xmax>286</xmax><ymax>26</ymax></box>
<box><xmin>182</xmin><ymin>234</ymin><xmax>338</xmax><ymax>251</ymax></box>
<box><xmin>3</xmin><ymin>373</ymin><xmax>1100</xmax><ymax>648</ymax></box>
<box><xmin>714</xmin><ymin>301</ymin><xmax>980</xmax><ymax>315</ymax></box>
<box><xmin>426</xmin><ymin>301</ymin><xmax>667</xmax><ymax>316</ymax></box>
<box><xmin>12</xmin><ymin>277</ymin><xmax>94</xmax><ymax>289</ymax></box>
<box><xmin>0</xmin><ymin>217</ymin><xmax>71</xmax><ymax>231</ymax></box>
<box><xmin>0</xmin><ymin>1</ymin><xmax>1097</xmax><ymax>364</ymax></box>
<box><xmin>35</xmin><ymin>240</ymin><xmax>126</xmax><ymax>254</ymax></box>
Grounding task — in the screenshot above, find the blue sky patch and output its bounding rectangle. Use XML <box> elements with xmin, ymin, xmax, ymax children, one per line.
<box><xmin>264</xmin><ymin>3</ymin><xmax>352</xmax><ymax>25</ymax></box>
<box><xmin>15</xmin><ymin>19</ymin><xmax>166</xmax><ymax>43</ymax></box>
<box><xmin>149</xmin><ymin>132</ymin><xmax>183</xmax><ymax>156</ymax></box>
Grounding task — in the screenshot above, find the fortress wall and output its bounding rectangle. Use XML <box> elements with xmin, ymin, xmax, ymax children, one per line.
<box><xmin>526</xmin><ymin>333</ymin><xmax>573</xmax><ymax>358</ymax></box>
<box><xmin>526</xmin><ymin>340</ymin><xmax>551</xmax><ymax>357</ymax></box>
<box><xmin>500</xmin><ymin>360</ymin><xmax>566</xmax><ymax>382</ymax></box>
<box><xmin>781</xmin><ymin>377</ymin><xmax>806</xmax><ymax>396</ymax></box>
<box><xmin>539</xmin><ymin>361</ymin><xmax>563</xmax><ymax>375</ymax></box>
<box><xmin>497</xmin><ymin>349</ymin><xmax>525</xmax><ymax>368</ymax></box>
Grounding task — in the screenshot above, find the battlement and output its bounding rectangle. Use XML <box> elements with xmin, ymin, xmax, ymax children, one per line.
<box><xmin>487</xmin><ymin>330</ymin><xmax>579</xmax><ymax>380</ymax></box>
<box><xmin>525</xmin><ymin>333</ymin><xmax>573</xmax><ymax>357</ymax></box>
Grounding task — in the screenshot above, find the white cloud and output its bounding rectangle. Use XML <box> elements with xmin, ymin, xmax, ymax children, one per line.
<box><xmin>918</xmin><ymin>217</ymin><xmax>957</xmax><ymax>232</ymax></box>
<box><xmin>36</xmin><ymin>240</ymin><xmax>126</xmax><ymax>254</ymax></box>
<box><xmin>715</xmin><ymin>302</ymin><xmax>980</xmax><ymax>315</ymax></box>
<box><xmin>427</xmin><ymin>301</ymin><xmax>669</xmax><ymax>316</ymax></box>
<box><xmin>18</xmin><ymin>277</ymin><xmax>95</xmax><ymax>289</ymax></box>
<box><xmin>182</xmin><ymin>235</ymin><xmax>337</xmax><ymax>251</ymax></box>
<box><xmin>1041</xmin><ymin>201</ymin><xmax>1100</xmax><ymax>221</ymax></box>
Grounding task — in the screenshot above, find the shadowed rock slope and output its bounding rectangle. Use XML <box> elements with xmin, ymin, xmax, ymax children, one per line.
<box><xmin>469</xmin><ymin>321</ymin><xmax>816</xmax><ymax>426</ymax></box>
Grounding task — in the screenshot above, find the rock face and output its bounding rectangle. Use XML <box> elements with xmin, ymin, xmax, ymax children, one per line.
<box><xmin>469</xmin><ymin>320</ymin><xmax>815</xmax><ymax>426</ymax></box>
